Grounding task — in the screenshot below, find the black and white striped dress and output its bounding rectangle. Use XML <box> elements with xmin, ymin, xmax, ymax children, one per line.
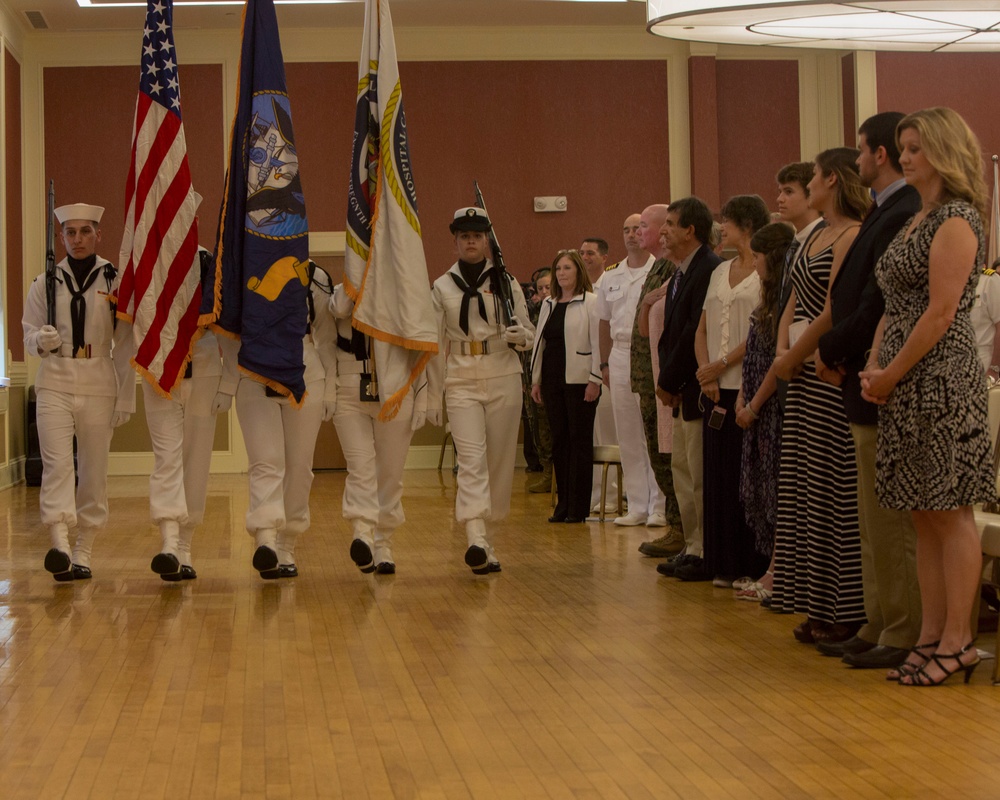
<box><xmin>770</xmin><ymin>240</ymin><xmax>865</xmax><ymax>624</ymax></box>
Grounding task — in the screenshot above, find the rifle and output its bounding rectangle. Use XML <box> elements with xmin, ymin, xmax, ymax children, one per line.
<box><xmin>45</xmin><ymin>180</ymin><xmax>57</xmax><ymax>334</ymax></box>
<box><xmin>473</xmin><ymin>181</ymin><xmax>516</xmax><ymax>327</ymax></box>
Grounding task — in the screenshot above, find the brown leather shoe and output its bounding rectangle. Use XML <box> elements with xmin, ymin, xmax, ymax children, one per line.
<box><xmin>793</xmin><ymin>618</ymin><xmax>815</xmax><ymax>644</ymax></box>
<box><xmin>816</xmin><ymin>634</ymin><xmax>876</xmax><ymax>657</ymax></box>
<box><xmin>811</xmin><ymin>621</ymin><xmax>862</xmax><ymax>645</ymax></box>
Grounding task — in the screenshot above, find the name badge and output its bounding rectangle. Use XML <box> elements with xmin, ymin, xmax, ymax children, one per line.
<box><xmin>360</xmin><ymin>373</ymin><xmax>380</xmax><ymax>402</ymax></box>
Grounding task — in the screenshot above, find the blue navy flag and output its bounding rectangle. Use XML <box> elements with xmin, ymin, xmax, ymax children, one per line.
<box><xmin>201</xmin><ymin>0</ymin><xmax>308</xmax><ymax>404</ymax></box>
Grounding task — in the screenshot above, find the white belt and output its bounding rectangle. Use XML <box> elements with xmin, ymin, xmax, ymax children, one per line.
<box><xmin>449</xmin><ymin>334</ymin><xmax>506</xmax><ymax>356</ymax></box>
<box><xmin>337</xmin><ymin>360</ymin><xmax>368</xmax><ymax>375</ymax></box>
<box><xmin>56</xmin><ymin>343</ymin><xmax>111</xmax><ymax>359</ymax></box>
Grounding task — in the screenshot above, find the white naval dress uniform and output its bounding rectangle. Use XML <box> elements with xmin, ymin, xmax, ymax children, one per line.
<box><xmin>143</xmin><ymin>328</ymin><xmax>238</xmax><ymax>575</ymax></box>
<box><xmin>590</xmin><ymin>270</ymin><xmax>618</xmax><ymax>510</ymax></box>
<box><xmin>329</xmin><ymin>285</ymin><xmax>425</xmax><ymax>573</ymax></box>
<box><xmin>596</xmin><ymin>256</ymin><xmax>664</xmax><ymax>522</ymax></box>
<box><xmin>427</xmin><ymin>261</ymin><xmax>534</xmax><ymax>569</ymax></box>
<box><xmin>233</xmin><ymin>267</ymin><xmax>338</xmax><ymax>575</ymax></box>
<box><xmin>23</xmin><ymin>256</ymin><xmax>135</xmax><ymax>572</ymax></box>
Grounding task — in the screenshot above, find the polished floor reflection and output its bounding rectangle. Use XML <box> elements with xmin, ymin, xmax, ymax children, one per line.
<box><xmin>0</xmin><ymin>469</ymin><xmax>999</xmax><ymax>798</ymax></box>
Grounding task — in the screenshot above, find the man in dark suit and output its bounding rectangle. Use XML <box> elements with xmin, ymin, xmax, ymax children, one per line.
<box><xmin>654</xmin><ymin>197</ymin><xmax>723</xmax><ymax>580</ymax></box>
<box><xmin>813</xmin><ymin>112</ymin><xmax>923</xmax><ymax>669</ymax></box>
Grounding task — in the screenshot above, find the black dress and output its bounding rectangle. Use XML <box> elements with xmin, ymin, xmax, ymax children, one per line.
<box><xmin>541</xmin><ymin>303</ymin><xmax>598</xmax><ymax>520</ymax></box>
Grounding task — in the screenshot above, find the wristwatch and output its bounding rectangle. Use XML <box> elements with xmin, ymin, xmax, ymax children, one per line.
<box><xmin>600</xmin><ymin>362</ymin><xmax>609</xmax><ymax>370</ymax></box>
<box><xmin>721</xmin><ymin>356</ymin><xmax>729</xmax><ymax>367</ymax></box>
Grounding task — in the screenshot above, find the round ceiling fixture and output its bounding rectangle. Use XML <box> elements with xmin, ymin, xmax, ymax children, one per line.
<box><xmin>647</xmin><ymin>1</ymin><xmax>1000</xmax><ymax>51</ymax></box>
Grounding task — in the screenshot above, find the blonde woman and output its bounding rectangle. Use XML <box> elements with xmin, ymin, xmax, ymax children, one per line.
<box><xmin>861</xmin><ymin>107</ymin><xmax>994</xmax><ymax>686</ymax></box>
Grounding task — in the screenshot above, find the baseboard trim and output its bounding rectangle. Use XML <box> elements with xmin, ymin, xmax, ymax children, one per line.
<box><xmin>0</xmin><ymin>456</ymin><xmax>25</xmax><ymax>490</ymax></box>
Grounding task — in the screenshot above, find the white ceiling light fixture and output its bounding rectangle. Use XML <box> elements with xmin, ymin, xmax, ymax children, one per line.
<box><xmin>646</xmin><ymin>1</ymin><xmax>1000</xmax><ymax>52</ymax></box>
<box><xmin>74</xmin><ymin>0</ymin><xmax>645</xmax><ymax>7</ymax></box>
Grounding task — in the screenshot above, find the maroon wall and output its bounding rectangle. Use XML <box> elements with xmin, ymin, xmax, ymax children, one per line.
<box><xmin>43</xmin><ymin>64</ymin><xmax>224</xmax><ymax>265</ymax></box>
<box><xmin>716</xmin><ymin>59</ymin><xmax>800</xmax><ymax>210</ymax></box>
<box><xmin>44</xmin><ymin>60</ymin><xmax>669</xmax><ymax>284</ymax></box>
<box><xmin>876</xmin><ymin>53</ymin><xmax>1000</xmax><ymax>166</ymax></box>
<box><xmin>6</xmin><ymin>50</ymin><xmax>22</xmax><ymax>361</ymax></box>
<box><xmin>361</xmin><ymin>60</ymin><xmax>671</xmax><ymax>278</ymax></box>
<box><xmin>286</xmin><ymin>61</ymin><xmax>669</xmax><ymax>279</ymax></box>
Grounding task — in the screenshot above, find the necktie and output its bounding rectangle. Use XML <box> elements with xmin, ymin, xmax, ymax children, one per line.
<box><xmin>450</xmin><ymin>268</ymin><xmax>494</xmax><ymax>335</ymax></box>
<box><xmin>59</xmin><ymin>267</ymin><xmax>101</xmax><ymax>355</ymax></box>
<box><xmin>780</xmin><ymin>238</ymin><xmax>801</xmax><ymax>298</ymax></box>
<box><xmin>669</xmin><ymin>269</ymin><xmax>684</xmax><ymax>302</ymax></box>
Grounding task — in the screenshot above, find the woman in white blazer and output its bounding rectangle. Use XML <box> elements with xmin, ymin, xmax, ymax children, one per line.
<box><xmin>530</xmin><ymin>250</ymin><xmax>602</xmax><ymax>523</ymax></box>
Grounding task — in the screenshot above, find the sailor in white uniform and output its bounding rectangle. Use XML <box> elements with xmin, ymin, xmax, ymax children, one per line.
<box><xmin>144</xmin><ymin>248</ymin><xmax>239</xmax><ymax>581</ymax></box>
<box><xmin>22</xmin><ymin>202</ymin><xmax>135</xmax><ymax>581</ymax></box>
<box><xmin>233</xmin><ymin>262</ymin><xmax>338</xmax><ymax>578</ymax></box>
<box><xmin>329</xmin><ymin>285</ymin><xmax>427</xmax><ymax>575</ymax></box>
<box><xmin>427</xmin><ymin>207</ymin><xmax>534</xmax><ymax>574</ymax></box>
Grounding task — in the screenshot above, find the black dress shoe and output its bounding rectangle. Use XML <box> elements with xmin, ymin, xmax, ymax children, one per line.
<box><xmin>71</xmin><ymin>565</ymin><xmax>92</xmax><ymax>580</ymax></box>
<box><xmin>675</xmin><ymin>556</ymin><xmax>710</xmax><ymax>582</ymax></box>
<box><xmin>656</xmin><ymin>553</ymin><xmax>689</xmax><ymax>576</ymax></box>
<box><xmin>260</xmin><ymin>564</ymin><xmax>299</xmax><ymax>580</ymax></box>
<box><xmin>45</xmin><ymin>548</ymin><xmax>72</xmax><ymax>580</ymax></box>
<box><xmin>350</xmin><ymin>539</ymin><xmax>376</xmax><ymax>573</ymax></box>
<box><xmin>843</xmin><ymin>644</ymin><xmax>909</xmax><ymax>669</ymax></box>
<box><xmin>465</xmin><ymin>545</ymin><xmax>490</xmax><ymax>574</ymax></box>
<box><xmin>375</xmin><ymin>561</ymin><xmax>396</xmax><ymax>575</ymax></box>
<box><xmin>816</xmin><ymin>634</ymin><xmax>875</xmax><ymax>657</ymax></box>
<box><xmin>151</xmin><ymin>552</ymin><xmax>180</xmax><ymax>575</ymax></box>
<box><xmin>488</xmin><ymin>562</ymin><xmax>502</xmax><ymax>573</ymax></box>
<box><xmin>564</xmin><ymin>517</ymin><xmax>585</xmax><ymax>524</ymax></box>
<box><xmin>252</xmin><ymin>545</ymin><xmax>278</xmax><ymax>573</ymax></box>
<box><xmin>548</xmin><ymin>513</ymin><xmax>567</xmax><ymax>523</ymax></box>
<box><xmin>161</xmin><ymin>565</ymin><xmax>197</xmax><ymax>582</ymax></box>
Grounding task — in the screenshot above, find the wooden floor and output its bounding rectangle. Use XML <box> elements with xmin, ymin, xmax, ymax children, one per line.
<box><xmin>1</xmin><ymin>468</ymin><xmax>1000</xmax><ymax>799</ymax></box>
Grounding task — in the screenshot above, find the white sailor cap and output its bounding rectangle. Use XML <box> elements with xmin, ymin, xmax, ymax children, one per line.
<box><xmin>54</xmin><ymin>203</ymin><xmax>104</xmax><ymax>225</ymax></box>
<box><xmin>450</xmin><ymin>206</ymin><xmax>492</xmax><ymax>234</ymax></box>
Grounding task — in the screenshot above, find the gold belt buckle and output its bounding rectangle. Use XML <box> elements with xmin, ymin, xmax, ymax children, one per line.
<box><xmin>74</xmin><ymin>345</ymin><xmax>90</xmax><ymax>359</ymax></box>
<box><xmin>469</xmin><ymin>340</ymin><xmax>485</xmax><ymax>356</ymax></box>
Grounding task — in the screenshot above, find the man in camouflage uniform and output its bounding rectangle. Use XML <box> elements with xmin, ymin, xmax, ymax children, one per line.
<box><xmin>630</xmin><ymin>204</ymin><xmax>684</xmax><ymax>555</ymax></box>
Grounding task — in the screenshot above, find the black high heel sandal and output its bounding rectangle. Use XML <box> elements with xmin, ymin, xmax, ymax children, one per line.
<box><xmin>900</xmin><ymin>642</ymin><xmax>980</xmax><ymax>687</ymax></box>
<box><xmin>885</xmin><ymin>640</ymin><xmax>939</xmax><ymax>682</ymax></box>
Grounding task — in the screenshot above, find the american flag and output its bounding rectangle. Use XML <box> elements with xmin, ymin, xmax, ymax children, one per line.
<box><xmin>115</xmin><ymin>0</ymin><xmax>202</xmax><ymax>398</ymax></box>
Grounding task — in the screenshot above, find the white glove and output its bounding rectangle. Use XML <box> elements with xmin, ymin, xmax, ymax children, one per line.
<box><xmin>426</xmin><ymin>408</ymin><xmax>443</xmax><ymax>428</ymax></box>
<box><xmin>322</xmin><ymin>400</ymin><xmax>337</xmax><ymax>422</ymax></box>
<box><xmin>410</xmin><ymin>385</ymin><xmax>428</xmax><ymax>431</ymax></box>
<box><xmin>211</xmin><ymin>392</ymin><xmax>233</xmax><ymax>415</ymax></box>
<box><xmin>111</xmin><ymin>411</ymin><xmax>131</xmax><ymax>428</ymax></box>
<box><xmin>503</xmin><ymin>321</ymin><xmax>528</xmax><ymax>347</ymax></box>
<box><xmin>37</xmin><ymin>325</ymin><xmax>62</xmax><ymax>353</ymax></box>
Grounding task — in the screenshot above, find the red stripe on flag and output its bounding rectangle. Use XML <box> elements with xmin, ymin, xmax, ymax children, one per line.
<box><xmin>158</xmin><ymin>287</ymin><xmax>203</xmax><ymax>393</ymax></box>
<box><xmin>133</xmin><ymin>222</ymin><xmax>199</xmax><ymax>369</ymax></box>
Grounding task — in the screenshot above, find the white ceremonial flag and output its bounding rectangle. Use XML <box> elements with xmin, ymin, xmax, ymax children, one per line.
<box><xmin>345</xmin><ymin>0</ymin><xmax>437</xmax><ymax>421</ymax></box>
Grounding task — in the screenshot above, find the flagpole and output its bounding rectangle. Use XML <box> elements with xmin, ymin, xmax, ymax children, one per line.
<box><xmin>989</xmin><ymin>154</ymin><xmax>1000</xmax><ymax>271</ymax></box>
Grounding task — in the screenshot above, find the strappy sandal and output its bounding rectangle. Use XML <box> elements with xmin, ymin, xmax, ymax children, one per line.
<box><xmin>886</xmin><ymin>640</ymin><xmax>939</xmax><ymax>682</ymax></box>
<box><xmin>735</xmin><ymin>581</ymin><xmax>772</xmax><ymax>602</ymax></box>
<box><xmin>899</xmin><ymin>642</ymin><xmax>981</xmax><ymax>687</ymax></box>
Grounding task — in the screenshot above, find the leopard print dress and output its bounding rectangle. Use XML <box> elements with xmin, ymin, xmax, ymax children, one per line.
<box><xmin>875</xmin><ymin>200</ymin><xmax>994</xmax><ymax>510</ymax></box>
